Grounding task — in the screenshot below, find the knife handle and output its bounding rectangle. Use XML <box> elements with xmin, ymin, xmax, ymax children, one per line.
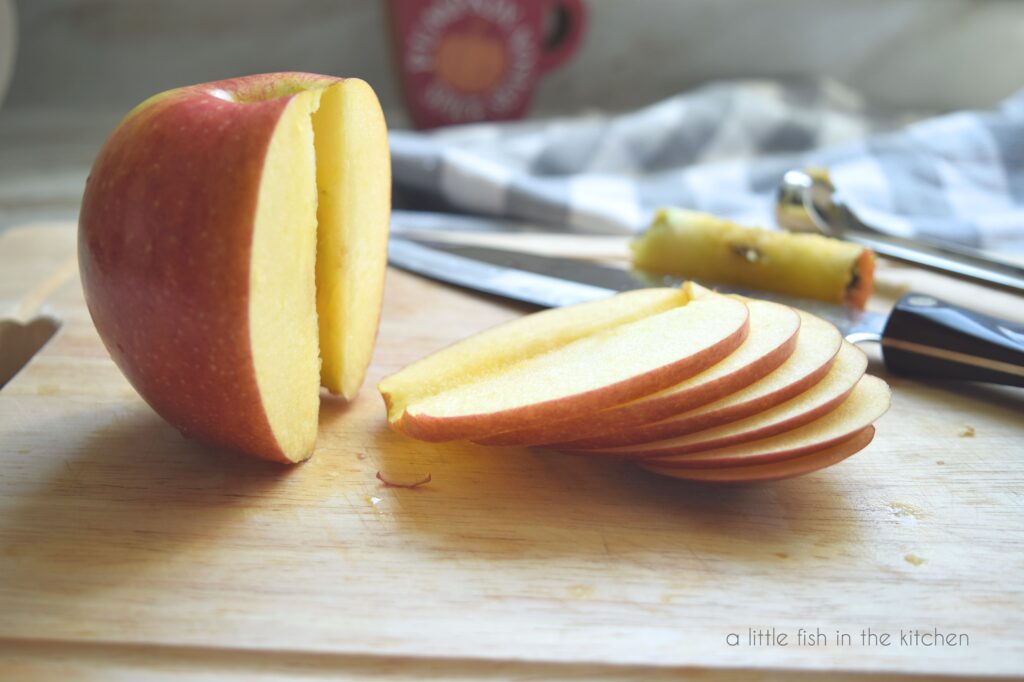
<box><xmin>881</xmin><ymin>293</ymin><xmax>1024</xmax><ymax>387</ymax></box>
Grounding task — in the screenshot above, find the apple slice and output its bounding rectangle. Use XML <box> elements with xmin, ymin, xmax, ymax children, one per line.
<box><xmin>379</xmin><ymin>287</ymin><xmax>690</xmax><ymax>423</ymax></box>
<box><xmin>474</xmin><ymin>299</ymin><xmax>800</xmax><ymax>447</ymax></box>
<box><xmin>380</xmin><ymin>284</ymin><xmax>750</xmax><ymax>442</ymax></box>
<box><xmin>314</xmin><ymin>80</ymin><xmax>391</xmax><ymax>399</ymax></box>
<box><xmin>641</xmin><ymin>427</ymin><xmax>875</xmax><ymax>484</ymax></box>
<box><xmin>631</xmin><ymin>374</ymin><xmax>889</xmax><ymax>469</ymax></box>
<box><xmin>564</xmin><ymin>341</ymin><xmax>867</xmax><ymax>459</ymax></box>
<box><xmin>79</xmin><ymin>73</ymin><xmax>390</xmax><ymax>463</ymax></box>
<box><xmin>554</xmin><ymin>309</ymin><xmax>842</xmax><ymax>449</ymax></box>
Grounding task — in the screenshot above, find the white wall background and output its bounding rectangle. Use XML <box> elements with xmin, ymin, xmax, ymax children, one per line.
<box><xmin>2</xmin><ymin>0</ymin><xmax>1023</xmax><ymax>231</ymax></box>
<box><xmin>4</xmin><ymin>0</ymin><xmax>1024</xmax><ymax>119</ymax></box>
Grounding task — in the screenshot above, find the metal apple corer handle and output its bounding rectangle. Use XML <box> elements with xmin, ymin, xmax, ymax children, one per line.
<box><xmin>776</xmin><ymin>169</ymin><xmax>1024</xmax><ymax>295</ymax></box>
<box><xmin>776</xmin><ymin>170</ymin><xmax>1024</xmax><ymax>386</ymax></box>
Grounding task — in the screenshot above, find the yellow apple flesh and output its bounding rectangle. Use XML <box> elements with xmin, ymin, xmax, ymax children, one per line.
<box><xmin>475</xmin><ymin>299</ymin><xmax>800</xmax><ymax>447</ymax></box>
<box><xmin>380</xmin><ymin>284</ymin><xmax>751</xmax><ymax>442</ymax></box>
<box><xmin>554</xmin><ymin>309</ymin><xmax>843</xmax><ymax>449</ymax></box>
<box><xmin>379</xmin><ymin>287</ymin><xmax>692</xmax><ymax>424</ymax></box>
<box><xmin>313</xmin><ymin>81</ymin><xmax>391</xmax><ymax>399</ymax></box>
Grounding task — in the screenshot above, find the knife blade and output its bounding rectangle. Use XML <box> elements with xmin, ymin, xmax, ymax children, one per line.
<box><xmin>389</xmin><ymin>238</ymin><xmax>887</xmax><ymax>339</ymax></box>
<box><xmin>388</xmin><ymin>237</ymin><xmax>1024</xmax><ymax>387</ymax></box>
<box><xmin>386</xmin><ymin>238</ymin><xmax>616</xmax><ymax>308</ymax></box>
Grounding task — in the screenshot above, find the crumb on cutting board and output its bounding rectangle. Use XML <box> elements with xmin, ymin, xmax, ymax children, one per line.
<box><xmin>904</xmin><ymin>554</ymin><xmax>926</xmax><ymax>566</ymax></box>
<box><xmin>888</xmin><ymin>502</ymin><xmax>925</xmax><ymax>522</ymax></box>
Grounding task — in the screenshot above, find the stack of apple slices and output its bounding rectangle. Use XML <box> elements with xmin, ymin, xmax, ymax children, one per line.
<box><xmin>379</xmin><ymin>283</ymin><xmax>891</xmax><ymax>483</ymax></box>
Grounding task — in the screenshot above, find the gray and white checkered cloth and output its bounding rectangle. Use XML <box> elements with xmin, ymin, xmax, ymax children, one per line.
<box><xmin>390</xmin><ymin>79</ymin><xmax>1024</xmax><ymax>251</ymax></box>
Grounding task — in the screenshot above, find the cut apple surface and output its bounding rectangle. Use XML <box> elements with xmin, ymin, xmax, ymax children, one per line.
<box><xmin>475</xmin><ymin>299</ymin><xmax>800</xmax><ymax>447</ymax></box>
<box><xmin>640</xmin><ymin>427</ymin><xmax>875</xmax><ymax>484</ymax></box>
<box><xmin>313</xmin><ymin>80</ymin><xmax>391</xmax><ymax>399</ymax></box>
<box><xmin>554</xmin><ymin>309</ymin><xmax>843</xmax><ymax>449</ymax></box>
<box><xmin>565</xmin><ymin>341</ymin><xmax>867</xmax><ymax>459</ymax></box>
<box><xmin>79</xmin><ymin>73</ymin><xmax>390</xmax><ymax>462</ymax></box>
<box><xmin>381</xmin><ymin>284</ymin><xmax>750</xmax><ymax>442</ymax></box>
<box><xmin>635</xmin><ymin>374</ymin><xmax>890</xmax><ymax>469</ymax></box>
<box><xmin>249</xmin><ymin>87</ymin><xmax>323</xmax><ymax>460</ymax></box>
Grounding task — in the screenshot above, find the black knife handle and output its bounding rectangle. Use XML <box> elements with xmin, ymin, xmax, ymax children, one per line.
<box><xmin>881</xmin><ymin>293</ymin><xmax>1024</xmax><ymax>387</ymax></box>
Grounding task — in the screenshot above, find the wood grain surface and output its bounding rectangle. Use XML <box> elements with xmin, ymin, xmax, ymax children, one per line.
<box><xmin>1</xmin><ymin>223</ymin><xmax>1022</xmax><ymax>680</ymax></box>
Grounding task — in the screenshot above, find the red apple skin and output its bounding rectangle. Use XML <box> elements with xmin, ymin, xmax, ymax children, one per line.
<box><xmin>630</xmin><ymin>374</ymin><xmax>889</xmax><ymax>469</ymax></box>
<box><xmin>560</xmin><ymin>343</ymin><xmax>868</xmax><ymax>460</ymax></box>
<box><xmin>396</xmin><ymin>316</ymin><xmax>750</xmax><ymax>443</ymax></box>
<box><xmin>475</xmin><ymin>323</ymin><xmax>797</xmax><ymax>448</ymax></box>
<box><xmin>552</xmin><ymin>345</ymin><xmax>837</xmax><ymax>450</ymax></box>
<box><xmin>559</xmin><ymin>383</ymin><xmax>854</xmax><ymax>461</ymax></box>
<box><xmin>640</xmin><ymin>426</ymin><xmax>875</xmax><ymax>484</ymax></box>
<box><xmin>79</xmin><ymin>73</ymin><xmax>338</xmax><ymax>463</ymax></box>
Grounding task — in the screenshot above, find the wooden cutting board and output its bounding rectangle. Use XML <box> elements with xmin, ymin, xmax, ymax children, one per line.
<box><xmin>1</xmin><ymin>223</ymin><xmax>1022</xmax><ymax>680</ymax></box>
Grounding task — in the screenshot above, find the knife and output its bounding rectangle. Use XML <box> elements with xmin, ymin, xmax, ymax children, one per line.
<box><xmin>388</xmin><ymin>237</ymin><xmax>1024</xmax><ymax>387</ymax></box>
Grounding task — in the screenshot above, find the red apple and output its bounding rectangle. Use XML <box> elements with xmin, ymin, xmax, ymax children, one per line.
<box><xmin>79</xmin><ymin>73</ymin><xmax>390</xmax><ymax>462</ymax></box>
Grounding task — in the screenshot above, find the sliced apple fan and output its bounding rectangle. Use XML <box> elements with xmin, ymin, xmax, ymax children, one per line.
<box><xmin>380</xmin><ymin>288</ymin><xmax>890</xmax><ymax>483</ymax></box>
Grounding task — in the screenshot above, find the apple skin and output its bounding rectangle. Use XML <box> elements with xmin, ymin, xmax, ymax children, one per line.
<box><xmin>551</xmin><ymin>310</ymin><xmax>842</xmax><ymax>450</ymax></box>
<box><xmin>474</xmin><ymin>300</ymin><xmax>800</xmax><ymax>448</ymax></box>
<box><xmin>640</xmin><ymin>426</ymin><xmax>875</xmax><ymax>484</ymax></box>
<box><xmin>79</xmin><ymin>72</ymin><xmax>337</xmax><ymax>462</ymax></box>
<box><xmin>391</xmin><ymin>293</ymin><xmax>752</xmax><ymax>443</ymax></box>
<box><xmin>633</xmin><ymin>374</ymin><xmax>889</xmax><ymax>469</ymax></box>
<box><xmin>561</xmin><ymin>341</ymin><xmax>867</xmax><ymax>460</ymax></box>
<box><xmin>396</xmin><ymin>320</ymin><xmax>750</xmax><ymax>443</ymax></box>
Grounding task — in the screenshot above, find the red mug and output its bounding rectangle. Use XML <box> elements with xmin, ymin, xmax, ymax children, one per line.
<box><xmin>389</xmin><ymin>0</ymin><xmax>587</xmax><ymax>129</ymax></box>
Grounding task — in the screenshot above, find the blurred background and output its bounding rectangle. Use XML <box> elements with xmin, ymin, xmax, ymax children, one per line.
<box><xmin>2</xmin><ymin>0</ymin><xmax>1024</xmax><ymax>232</ymax></box>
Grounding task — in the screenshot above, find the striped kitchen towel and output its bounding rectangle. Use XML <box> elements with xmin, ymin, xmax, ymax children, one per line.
<box><xmin>390</xmin><ymin>79</ymin><xmax>1024</xmax><ymax>251</ymax></box>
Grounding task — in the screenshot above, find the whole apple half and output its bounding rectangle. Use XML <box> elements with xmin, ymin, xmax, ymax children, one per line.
<box><xmin>79</xmin><ymin>73</ymin><xmax>390</xmax><ymax>463</ymax></box>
